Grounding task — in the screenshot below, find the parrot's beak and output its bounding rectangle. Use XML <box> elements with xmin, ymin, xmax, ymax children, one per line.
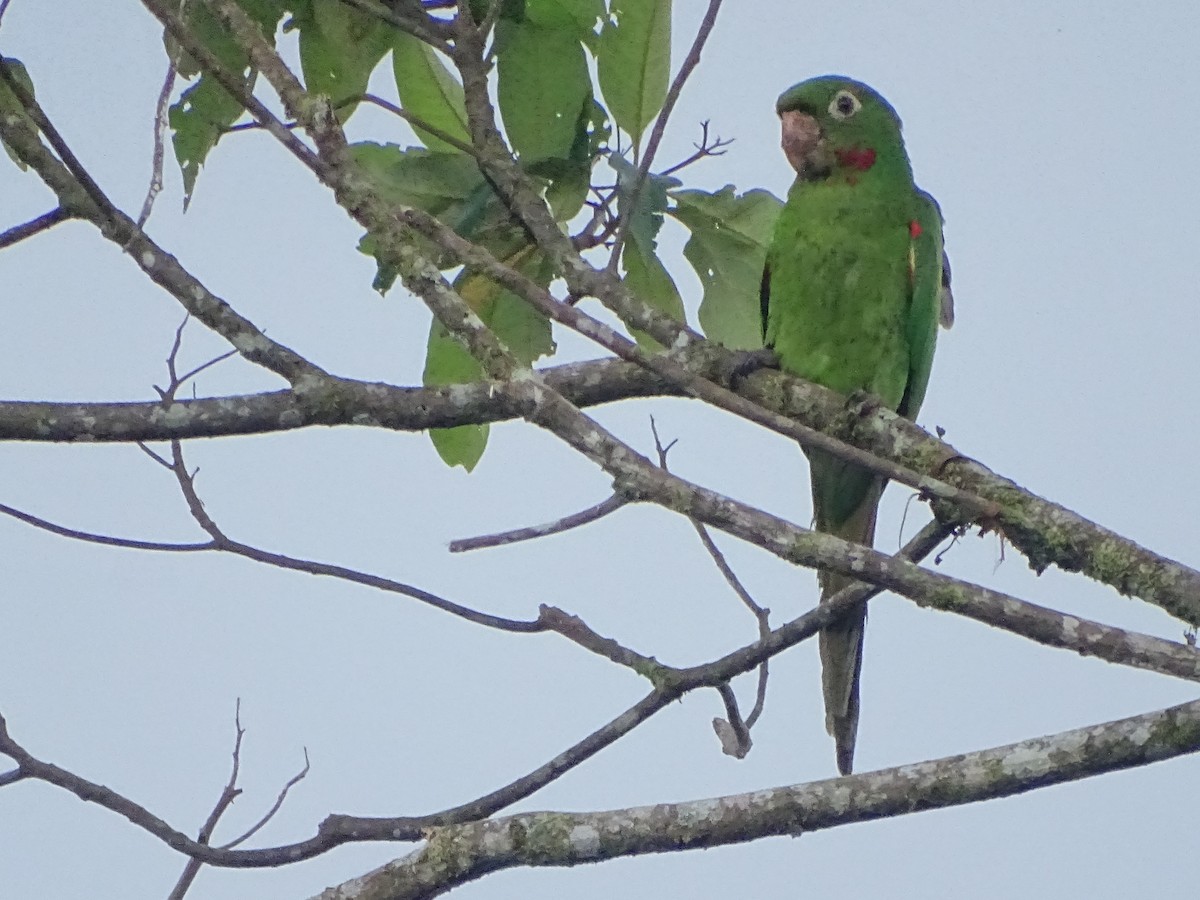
<box><xmin>779</xmin><ymin>109</ymin><xmax>829</xmax><ymax>179</ymax></box>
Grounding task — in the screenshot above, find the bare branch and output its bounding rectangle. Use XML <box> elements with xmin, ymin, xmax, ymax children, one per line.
<box><xmin>219</xmin><ymin>748</ymin><xmax>310</xmax><ymax>850</ymax></box>
<box><xmin>449</xmin><ymin>494</ymin><xmax>628</xmax><ymax>552</ymax></box>
<box><xmin>0</xmin><ymin>207</ymin><xmax>70</xmax><ymax>250</ymax></box>
<box><xmin>138</xmin><ymin>52</ymin><xmax>177</xmax><ymax>225</ymax></box>
<box><xmin>659</xmin><ymin>120</ymin><xmax>734</xmax><ymax>177</ymax></box>
<box><xmin>536</xmin><ymin>605</ymin><xmax>669</xmax><ymax>677</ymax></box>
<box><xmin>360</xmin><ymin>93</ymin><xmax>480</xmax><ymax>158</ymax></box>
<box><xmin>0</xmin><ymin>501</ymin><xmax>213</xmax><ymax>552</ymax></box>
<box><xmin>165</xmin><ymin>702</ymin><xmax>247</xmax><ymax>900</ymax></box>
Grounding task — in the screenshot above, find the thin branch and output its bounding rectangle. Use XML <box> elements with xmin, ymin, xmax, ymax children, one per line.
<box><xmin>0</xmin><ymin>502</ymin><xmax>213</xmax><ymax>552</ymax></box>
<box><xmin>162</xmin><ymin>433</ymin><xmax>543</xmax><ymax>631</ymax></box>
<box><xmin>0</xmin><ymin>61</ymin><xmax>115</xmax><ymax>220</ymax></box>
<box><xmin>337</xmin><ymin>0</ymin><xmax>450</xmax><ymax>49</ymax></box>
<box><xmin>649</xmin><ymin>417</ymin><xmax>771</xmax><ymax>746</ymax></box>
<box><xmin>165</xmin><ymin>702</ymin><xmax>247</xmax><ymax>900</ymax></box>
<box><xmin>0</xmin><ymin>207</ymin><xmax>70</xmax><ymax>250</ymax></box>
<box><xmin>659</xmin><ymin>120</ymin><xmax>733</xmax><ymax>177</ymax></box>
<box><xmin>449</xmin><ymin>494</ymin><xmax>627</xmax><ymax>552</ymax></box>
<box><xmin>712</xmin><ymin>683</ymin><xmax>752</xmax><ymax>759</ymax></box>
<box><xmin>138</xmin><ymin>52</ymin><xmax>177</xmax><ymax>225</ymax></box>
<box><xmin>607</xmin><ymin>0</ymin><xmax>725</xmax><ymax>271</ymax></box>
<box><xmin>536</xmin><ymin>605</ymin><xmax>668</xmax><ymax>676</ymax></box>
<box><xmin>219</xmin><ymin>748</ymin><xmax>310</xmax><ymax>850</ymax></box>
<box><xmin>359</xmin><ymin>93</ymin><xmax>481</xmax><ymax>158</ymax></box>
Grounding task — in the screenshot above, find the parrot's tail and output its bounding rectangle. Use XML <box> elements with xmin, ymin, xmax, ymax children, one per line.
<box><xmin>807</xmin><ymin>449</ymin><xmax>884</xmax><ymax>776</ymax></box>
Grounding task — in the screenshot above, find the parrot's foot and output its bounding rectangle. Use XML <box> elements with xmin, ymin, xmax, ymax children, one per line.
<box><xmin>845</xmin><ymin>390</ymin><xmax>884</xmax><ymax>417</ymax></box>
<box><xmin>723</xmin><ymin>348</ymin><xmax>779</xmax><ymax>389</ymax></box>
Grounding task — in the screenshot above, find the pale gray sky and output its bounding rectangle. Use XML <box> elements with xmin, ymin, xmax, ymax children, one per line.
<box><xmin>2</xmin><ymin>2</ymin><xmax>1199</xmax><ymax>898</ymax></box>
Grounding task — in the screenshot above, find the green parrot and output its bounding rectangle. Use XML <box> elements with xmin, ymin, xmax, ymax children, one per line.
<box><xmin>761</xmin><ymin>76</ymin><xmax>954</xmax><ymax>775</ymax></box>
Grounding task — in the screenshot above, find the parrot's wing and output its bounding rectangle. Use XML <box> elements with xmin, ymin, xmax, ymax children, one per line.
<box><xmin>759</xmin><ymin>261</ymin><xmax>772</xmax><ymax>344</ymax></box>
<box><xmin>898</xmin><ymin>189</ymin><xmax>949</xmax><ymax>420</ymax></box>
<box><xmin>939</xmin><ymin>248</ymin><xmax>955</xmax><ymax>329</ymax></box>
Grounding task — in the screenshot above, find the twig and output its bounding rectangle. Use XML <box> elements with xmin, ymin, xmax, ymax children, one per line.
<box><xmin>449</xmin><ymin>494</ymin><xmax>627</xmax><ymax>552</ymax></box>
<box><xmin>139</xmin><ymin>49</ymin><xmax>178</xmax><ymax>225</ymax></box>
<box><xmin>0</xmin><ymin>207</ymin><xmax>70</xmax><ymax>250</ymax></box>
<box><xmin>337</xmin><ymin>0</ymin><xmax>450</xmax><ymax>49</ymax></box>
<box><xmin>0</xmin><ymin>502</ymin><xmax>212</xmax><ymax>552</ymax></box>
<box><xmin>165</xmin><ymin>701</ymin><xmax>247</xmax><ymax>900</ymax></box>
<box><xmin>359</xmin><ymin>93</ymin><xmax>481</xmax><ymax>158</ymax></box>
<box><xmin>537</xmin><ymin>605</ymin><xmax>668</xmax><ymax>677</ymax></box>
<box><xmin>648</xmin><ymin>417</ymin><xmax>771</xmax><ymax>750</ymax></box>
<box><xmin>713</xmin><ymin>683</ymin><xmax>752</xmax><ymax>759</ymax></box>
<box><xmin>607</xmin><ymin>0</ymin><xmax>725</xmax><ymax>272</ymax></box>
<box><xmin>659</xmin><ymin>120</ymin><xmax>733</xmax><ymax>177</ymax></box>
<box><xmin>219</xmin><ymin>749</ymin><xmax>310</xmax><ymax>849</ymax></box>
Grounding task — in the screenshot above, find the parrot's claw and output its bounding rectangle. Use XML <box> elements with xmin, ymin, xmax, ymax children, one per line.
<box><xmin>723</xmin><ymin>348</ymin><xmax>779</xmax><ymax>389</ymax></box>
<box><xmin>845</xmin><ymin>390</ymin><xmax>884</xmax><ymax>418</ymax></box>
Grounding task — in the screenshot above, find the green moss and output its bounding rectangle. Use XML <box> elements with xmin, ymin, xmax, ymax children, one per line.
<box><xmin>520</xmin><ymin>814</ymin><xmax>576</xmax><ymax>863</ymax></box>
<box><xmin>1148</xmin><ymin>709</ymin><xmax>1200</xmax><ymax>752</ymax></box>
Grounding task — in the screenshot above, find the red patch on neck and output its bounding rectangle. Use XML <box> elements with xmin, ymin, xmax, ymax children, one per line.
<box><xmin>909</xmin><ymin>220</ymin><xmax>922</xmax><ymax>238</ymax></box>
<box><xmin>834</xmin><ymin>147</ymin><xmax>877</xmax><ymax>172</ymax></box>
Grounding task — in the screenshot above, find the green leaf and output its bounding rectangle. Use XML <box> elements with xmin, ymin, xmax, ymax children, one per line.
<box><xmin>0</xmin><ymin>56</ymin><xmax>36</xmax><ymax>171</ymax></box>
<box><xmin>496</xmin><ymin>18</ymin><xmax>591</xmax><ymax>164</ymax></box>
<box><xmin>166</xmin><ymin>0</ymin><xmax>283</xmax><ymax>206</ymax></box>
<box><xmin>298</xmin><ymin>0</ymin><xmax>392</xmax><ymax>118</ymax></box>
<box><xmin>621</xmin><ymin>240</ymin><xmax>686</xmax><ymax>349</ymax></box>
<box><xmin>596</xmin><ymin>0</ymin><xmax>670</xmax><ymax>147</ymax></box>
<box><xmin>425</xmin><ymin>249</ymin><xmax>556</xmax><ymax>470</ymax></box>
<box><xmin>424</xmin><ymin>323</ymin><xmax>490</xmax><ymax>472</ymax></box>
<box><xmin>525</xmin><ymin>0</ymin><xmax>605</xmax><ymax>44</ymax></box>
<box><xmin>351</xmin><ymin>143</ymin><xmax>535</xmax><ymax>292</ymax></box>
<box><xmin>350</xmin><ymin>143</ymin><xmax>483</xmax><ymax>214</ymax></box>
<box><xmin>391</xmin><ymin>33</ymin><xmax>470</xmax><ymax>152</ymax></box>
<box><xmin>609</xmin><ymin>151</ymin><xmax>679</xmax><ymax>254</ymax></box>
<box><xmin>669</xmin><ymin>186</ymin><xmax>782</xmax><ymax>350</ymax></box>
<box><xmin>170</xmin><ymin>75</ymin><xmax>249</xmax><ymax>208</ymax></box>
<box><xmin>350</xmin><ymin>143</ymin><xmax>484</xmax><ymax>289</ymax></box>
<box><xmin>487</xmin><ymin>260</ymin><xmax>557</xmax><ymax>366</ymax></box>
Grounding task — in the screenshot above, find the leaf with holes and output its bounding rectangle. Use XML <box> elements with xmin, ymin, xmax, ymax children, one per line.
<box><xmin>670</xmin><ymin>186</ymin><xmax>782</xmax><ymax>350</ymax></box>
<box><xmin>167</xmin><ymin>0</ymin><xmax>282</xmax><ymax>206</ymax></box>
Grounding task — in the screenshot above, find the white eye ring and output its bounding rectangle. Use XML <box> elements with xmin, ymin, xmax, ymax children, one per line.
<box><xmin>828</xmin><ymin>90</ymin><xmax>861</xmax><ymax>120</ymax></box>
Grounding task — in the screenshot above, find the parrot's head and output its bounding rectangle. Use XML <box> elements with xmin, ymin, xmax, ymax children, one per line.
<box><xmin>775</xmin><ymin>76</ymin><xmax>904</xmax><ymax>181</ymax></box>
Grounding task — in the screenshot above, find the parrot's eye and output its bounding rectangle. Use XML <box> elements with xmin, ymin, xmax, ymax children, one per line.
<box><xmin>829</xmin><ymin>90</ymin><xmax>861</xmax><ymax>120</ymax></box>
